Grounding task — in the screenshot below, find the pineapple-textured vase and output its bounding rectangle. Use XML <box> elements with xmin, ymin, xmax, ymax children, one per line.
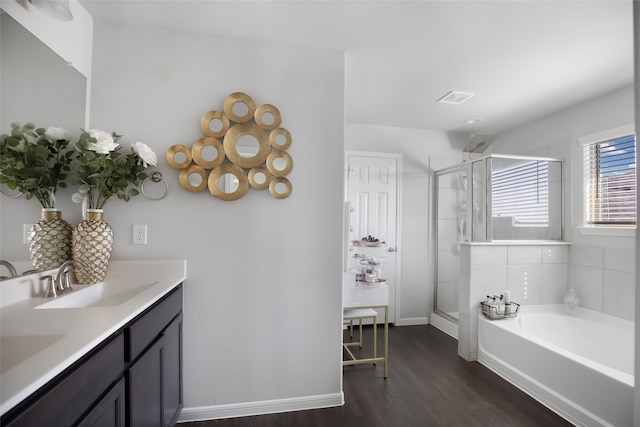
<box><xmin>72</xmin><ymin>209</ymin><xmax>113</xmax><ymax>283</ymax></box>
<box><xmin>28</xmin><ymin>208</ymin><xmax>72</xmax><ymax>270</ymax></box>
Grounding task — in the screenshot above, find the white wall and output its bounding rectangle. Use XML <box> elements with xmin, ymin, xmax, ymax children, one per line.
<box><xmin>489</xmin><ymin>84</ymin><xmax>636</xmax><ymax>321</ymax></box>
<box><xmin>86</xmin><ymin>21</ymin><xmax>345</xmax><ymax>419</ymax></box>
<box><xmin>345</xmin><ymin>123</ymin><xmax>467</xmax><ymax>325</ymax></box>
<box><xmin>1</xmin><ymin>0</ymin><xmax>92</xmax><ymax>78</ymax></box>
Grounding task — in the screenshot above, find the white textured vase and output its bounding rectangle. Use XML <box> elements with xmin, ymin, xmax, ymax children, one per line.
<box><xmin>71</xmin><ymin>209</ymin><xmax>113</xmax><ymax>283</ymax></box>
<box><xmin>28</xmin><ymin>208</ymin><xmax>72</xmax><ymax>270</ymax></box>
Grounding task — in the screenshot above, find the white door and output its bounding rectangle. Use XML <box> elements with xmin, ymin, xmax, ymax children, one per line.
<box><xmin>346</xmin><ymin>152</ymin><xmax>400</xmax><ymax>324</ymax></box>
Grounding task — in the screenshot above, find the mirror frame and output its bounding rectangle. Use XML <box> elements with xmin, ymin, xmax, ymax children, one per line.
<box><xmin>223</xmin><ymin>122</ymin><xmax>270</xmax><ymax>168</ymax></box>
<box><xmin>269</xmin><ymin>177</ymin><xmax>292</xmax><ymax>199</ymax></box>
<box><xmin>266</xmin><ymin>150</ymin><xmax>293</xmax><ymax>177</ymax></box>
<box><xmin>208</xmin><ymin>163</ymin><xmax>249</xmax><ymax>201</ymax></box>
<box><xmin>200</xmin><ymin>110</ymin><xmax>230</xmax><ymax>138</ymax></box>
<box><xmin>192</xmin><ymin>137</ymin><xmax>224</xmax><ymax>169</ymax></box>
<box><xmin>248</xmin><ymin>166</ymin><xmax>272</xmax><ymax>190</ymax></box>
<box><xmin>167</xmin><ymin>145</ymin><xmax>193</xmax><ymax>169</ymax></box>
<box><xmin>254</xmin><ymin>104</ymin><xmax>282</xmax><ymax>131</ymax></box>
<box><xmin>179</xmin><ymin>164</ymin><xmax>208</xmax><ymax>192</ymax></box>
<box><xmin>223</xmin><ymin>92</ymin><xmax>256</xmax><ymax>123</ymax></box>
<box><xmin>268</xmin><ymin>127</ymin><xmax>292</xmax><ymax>150</ymax></box>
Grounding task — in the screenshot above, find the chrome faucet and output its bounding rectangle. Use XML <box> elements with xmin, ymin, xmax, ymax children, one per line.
<box><xmin>55</xmin><ymin>260</ymin><xmax>85</xmax><ymax>293</ymax></box>
<box><xmin>41</xmin><ymin>261</ymin><xmax>85</xmax><ymax>298</ymax></box>
<box><xmin>0</xmin><ymin>260</ymin><xmax>18</xmax><ymax>280</ymax></box>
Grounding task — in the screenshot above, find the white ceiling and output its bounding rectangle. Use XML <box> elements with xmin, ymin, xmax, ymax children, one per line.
<box><xmin>79</xmin><ymin>0</ymin><xmax>635</xmax><ymax>136</ymax></box>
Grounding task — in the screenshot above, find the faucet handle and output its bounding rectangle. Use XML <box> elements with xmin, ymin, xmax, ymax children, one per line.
<box><xmin>41</xmin><ymin>275</ymin><xmax>57</xmax><ymax>298</ymax></box>
<box><xmin>62</xmin><ymin>270</ymin><xmax>75</xmax><ymax>292</ymax></box>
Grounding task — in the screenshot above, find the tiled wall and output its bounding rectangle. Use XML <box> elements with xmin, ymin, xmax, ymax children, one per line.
<box><xmin>458</xmin><ymin>243</ymin><xmax>570</xmax><ymax>361</ymax></box>
<box><xmin>568</xmin><ymin>245</ymin><xmax>635</xmax><ymax>321</ymax></box>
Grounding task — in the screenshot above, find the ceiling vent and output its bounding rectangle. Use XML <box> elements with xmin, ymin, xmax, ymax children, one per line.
<box><xmin>437</xmin><ymin>90</ymin><xmax>475</xmax><ymax>105</ymax></box>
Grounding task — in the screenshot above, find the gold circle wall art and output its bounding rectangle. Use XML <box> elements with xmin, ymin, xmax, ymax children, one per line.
<box><xmin>167</xmin><ymin>92</ymin><xmax>293</xmax><ymax>201</ymax></box>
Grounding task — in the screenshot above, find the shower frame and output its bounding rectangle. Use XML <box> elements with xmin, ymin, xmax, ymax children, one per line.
<box><xmin>433</xmin><ymin>154</ymin><xmax>564</xmax><ymax>325</ymax></box>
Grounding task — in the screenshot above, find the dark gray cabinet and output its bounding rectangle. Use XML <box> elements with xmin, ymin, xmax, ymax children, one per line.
<box><xmin>1</xmin><ymin>284</ymin><xmax>183</xmax><ymax>427</ymax></box>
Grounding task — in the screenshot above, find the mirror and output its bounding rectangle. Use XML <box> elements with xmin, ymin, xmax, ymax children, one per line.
<box><xmin>166</xmin><ymin>145</ymin><xmax>192</xmax><ymax>169</ymax></box>
<box><xmin>219</xmin><ymin>173</ymin><xmax>240</xmax><ymax>193</ymax></box>
<box><xmin>248</xmin><ymin>167</ymin><xmax>271</xmax><ymax>190</ymax></box>
<box><xmin>208</xmin><ymin>163</ymin><xmax>249</xmax><ymax>201</ymax></box>
<box><xmin>266</xmin><ymin>150</ymin><xmax>293</xmax><ymax>177</ymax></box>
<box><xmin>254</xmin><ymin>104</ymin><xmax>281</xmax><ymax>131</ymax></box>
<box><xmin>200</xmin><ymin>110</ymin><xmax>230</xmax><ymax>138</ymax></box>
<box><xmin>0</xmin><ymin>11</ymin><xmax>87</xmax><ymax>276</ymax></box>
<box><xmin>223</xmin><ymin>122</ymin><xmax>270</xmax><ymax>168</ymax></box>
<box><xmin>223</xmin><ymin>92</ymin><xmax>255</xmax><ymax>123</ymax></box>
<box><xmin>236</xmin><ymin>134</ymin><xmax>260</xmax><ymax>158</ymax></box>
<box><xmin>192</xmin><ymin>137</ymin><xmax>224</xmax><ymax>169</ymax></box>
<box><xmin>269</xmin><ymin>177</ymin><xmax>292</xmax><ymax>199</ymax></box>
<box><xmin>269</xmin><ymin>128</ymin><xmax>292</xmax><ymax>150</ymax></box>
<box><xmin>179</xmin><ymin>165</ymin><xmax>208</xmax><ymax>192</ymax></box>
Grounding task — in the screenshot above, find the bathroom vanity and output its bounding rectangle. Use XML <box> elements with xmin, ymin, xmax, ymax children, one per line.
<box><xmin>0</xmin><ymin>260</ymin><xmax>186</xmax><ymax>426</ymax></box>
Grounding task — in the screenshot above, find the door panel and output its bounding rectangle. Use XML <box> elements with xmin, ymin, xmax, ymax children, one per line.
<box><xmin>347</xmin><ymin>154</ymin><xmax>399</xmax><ymax>323</ymax></box>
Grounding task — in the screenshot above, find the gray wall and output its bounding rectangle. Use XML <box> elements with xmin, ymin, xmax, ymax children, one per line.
<box><xmin>88</xmin><ymin>21</ymin><xmax>345</xmax><ymax>417</ymax></box>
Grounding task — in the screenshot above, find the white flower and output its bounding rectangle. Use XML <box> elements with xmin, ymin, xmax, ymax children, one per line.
<box><xmin>8</xmin><ymin>140</ymin><xmax>25</xmax><ymax>152</ymax></box>
<box><xmin>86</xmin><ymin>129</ymin><xmax>119</xmax><ymax>154</ymax></box>
<box><xmin>45</xmin><ymin>127</ymin><xmax>71</xmax><ymax>142</ymax></box>
<box><xmin>131</xmin><ymin>141</ymin><xmax>158</xmax><ymax>167</ymax></box>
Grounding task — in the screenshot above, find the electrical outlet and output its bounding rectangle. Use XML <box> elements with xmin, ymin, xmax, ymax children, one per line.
<box><xmin>23</xmin><ymin>224</ymin><xmax>34</xmax><ymax>245</ymax></box>
<box><xmin>133</xmin><ymin>224</ymin><xmax>147</xmax><ymax>245</ymax></box>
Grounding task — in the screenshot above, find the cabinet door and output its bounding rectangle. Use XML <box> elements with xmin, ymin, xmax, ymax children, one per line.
<box><xmin>1</xmin><ymin>334</ymin><xmax>124</xmax><ymax>427</ymax></box>
<box><xmin>77</xmin><ymin>378</ymin><xmax>126</xmax><ymax>427</ymax></box>
<box><xmin>162</xmin><ymin>313</ymin><xmax>183</xmax><ymax>426</ymax></box>
<box><xmin>128</xmin><ymin>313</ymin><xmax>183</xmax><ymax>427</ymax></box>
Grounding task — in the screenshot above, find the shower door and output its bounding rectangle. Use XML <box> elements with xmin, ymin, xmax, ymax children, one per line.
<box><xmin>434</xmin><ymin>165</ymin><xmax>470</xmax><ymax>323</ymax></box>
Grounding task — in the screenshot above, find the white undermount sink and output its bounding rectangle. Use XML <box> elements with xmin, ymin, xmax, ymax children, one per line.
<box><xmin>35</xmin><ymin>279</ymin><xmax>159</xmax><ymax>309</ymax></box>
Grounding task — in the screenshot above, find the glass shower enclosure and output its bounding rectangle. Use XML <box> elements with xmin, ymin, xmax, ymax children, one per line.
<box><xmin>433</xmin><ymin>155</ymin><xmax>563</xmax><ymax>324</ymax></box>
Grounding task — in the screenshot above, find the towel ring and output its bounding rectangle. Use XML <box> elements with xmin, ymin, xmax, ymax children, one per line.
<box><xmin>0</xmin><ymin>187</ymin><xmax>23</xmax><ymax>199</ymax></box>
<box><xmin>141</xmin><ymin>172</ymin><xmax>169</xmax><ymax>200</ymax></box>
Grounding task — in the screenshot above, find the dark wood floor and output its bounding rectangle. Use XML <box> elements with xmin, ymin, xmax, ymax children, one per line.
<box><xmin>180</xmin><ymin>324</ymin><xmax>572</xmax><ymax>427</ymax></box>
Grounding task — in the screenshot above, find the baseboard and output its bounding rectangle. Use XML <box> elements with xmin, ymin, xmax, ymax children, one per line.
<box><xmin>394</xmin><ymin>316</ymin><xmax>429</xmax><ymax>326</ymax></box>
<box><xmin>430</xmin><ymin>313</ymin><xmax>458</xmax><ymax>339</ymax></box>
<box><xmin>177</xmin><ymin>392</ymin><xmax>344</xmax><ymax>423</ymax></box>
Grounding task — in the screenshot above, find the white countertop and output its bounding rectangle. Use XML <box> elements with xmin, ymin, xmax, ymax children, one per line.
<box><xmin>0</xmin><ymin>260</ymin><xmax>187</xmax><ymax>416</ymax></box>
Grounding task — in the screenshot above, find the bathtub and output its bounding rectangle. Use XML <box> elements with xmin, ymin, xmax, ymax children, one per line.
<box><xmin>477</xmin><ymin>304</ymin><xmax>634</xmax><ymax>427</ymax></box>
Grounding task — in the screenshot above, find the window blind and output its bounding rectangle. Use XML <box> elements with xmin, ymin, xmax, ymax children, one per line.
<box><xmin>583</xmin><ymin>134</ymin><xmax>636</xmax><ymax>226</ymax></box>
<box><xmin>492</xmin><ymin>160</ymin><xmax>549</xmax><ymax>225</ymax></box>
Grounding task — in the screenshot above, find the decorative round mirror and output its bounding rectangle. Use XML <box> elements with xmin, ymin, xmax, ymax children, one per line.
<box><xmin>254</xmin><ymin>104</ymin><xmax>281</xmax><ymax>131</ymax></box>
<box><xmin>200</xmin><ymin>110</ymin><xmax>230</xmax><ymax>138</ymax></box>
<box><xmin>268</xmin><ymin>127</ymin><xmax>291</xmax><ymax>150</ymax></box>
<box><xmin>266</xmin><ymin>150</ymin><xmax>293</xmax><ymax>177</ymax></box>
<box><xmin>269</xmin><ymin>177</ymin><xmax>292</xmax><ymax>199</ymax></box>
<box><xmin>248</xmin><ymin>167</ymin><xmax>271</xmax><ymax>190</ymax></box>
<box><xmin>179</xmin><ymin>164</ymin><xmax>208</xmax><ymax>192</ymax></box>
<box><xmin>223</xmin><ymin>122</ymin><xmax>270</xmax><ymax>168</ymax></box>
<box><xmin>235</xmin><ymin>134</ymin><xmax>261</xmax><ymax>158</ymax></box>
<box><xmin>166</xmin><ymin>145</ymin><xmax>193</xmax><ymax>169</ymax></box>
<box><xmin>192</xmin><ymin>137</ymin><xmax>224</xmax><ymax>169</ymax></box>
<box><xmin>208</xmin><ymin>163</ymin><xmax>249</xmax><ymax>201</ymax></box>
<box><xmin>223</xmin><ymin>92</ymin><xmax>256</xmax><ymax>123</ymax></box>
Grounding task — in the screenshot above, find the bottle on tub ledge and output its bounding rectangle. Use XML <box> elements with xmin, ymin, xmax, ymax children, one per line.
<box><xmin>503</xmin><ymin>290</ymin><xmax>512</xmax><ymax>315</ymax></box>
<box><xmin>564</xmin><ymin>289</ymin><xmax>580</xmax><ymax>314</ymax></box>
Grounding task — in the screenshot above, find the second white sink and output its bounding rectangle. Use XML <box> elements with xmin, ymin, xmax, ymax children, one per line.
<box><xmin>35</xmin><ymin>279</ymin><xmax>159</xmax><ymax>309</ymax></box>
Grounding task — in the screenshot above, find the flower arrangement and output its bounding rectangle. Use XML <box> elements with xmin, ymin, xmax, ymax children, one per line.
<box><xmin>71</xmin><ymin>129</ymin><xmax>158</xmax><ymax>209</ymax></box>
<box><xmin>0</xmin><ymin>122</ymin><xmax>74</xmax><ymax>208</ymax></box>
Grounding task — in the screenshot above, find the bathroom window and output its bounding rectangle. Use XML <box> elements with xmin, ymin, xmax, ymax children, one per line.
<box><xmin>491</xmin><ymin>159</ymin><xmax>549</xmax><ymax>225</ymax></box>
<box><xmin>582</xmin><ymin>126</ymin><xmax>636</xmax><ymax>227</ymax></box>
